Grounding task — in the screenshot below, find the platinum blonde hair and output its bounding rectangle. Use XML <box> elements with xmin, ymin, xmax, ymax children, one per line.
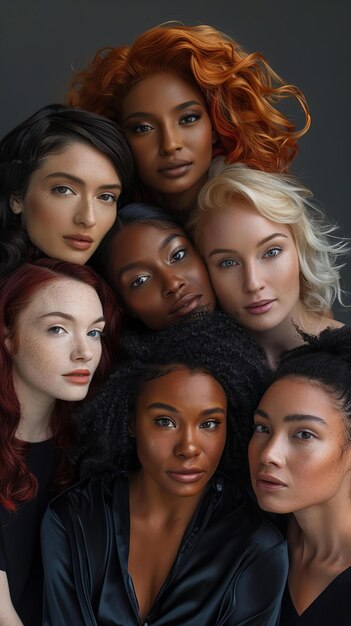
<box><xmin>189</xmin><ymin>157</ymin><xmax>348</xmax><ymax>313</ymax></box>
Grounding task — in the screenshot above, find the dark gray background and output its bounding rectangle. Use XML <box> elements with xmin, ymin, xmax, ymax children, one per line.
<box><xmin>1</xmin><ymin>0</ymin><xmax>350</xmax><ymax>321</ymax></box>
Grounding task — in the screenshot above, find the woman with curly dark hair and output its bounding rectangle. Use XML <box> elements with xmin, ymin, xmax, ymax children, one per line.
<box><xmin>249</xmin><ymin>326</ymin><xmax>351</xmax><ymax>625</ymax></box>
<box><xmin>42</xmin><ymin>310</ymin><xmax>287</xmax><ymax>626</ymax></box>
<box><xmin>67</xmin><ymin>23</ymin><xmax>310</xmax><ymax>220</ymax></box>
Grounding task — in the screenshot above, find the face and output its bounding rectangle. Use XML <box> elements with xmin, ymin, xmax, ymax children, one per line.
<box><xmin>133</xmin><ymin>367</ymin><xmax>227</xmax><ymax>499</ymax></box>
<box><xmin>197</xmin><ymin>200</ymin><xmax>302</xmax><ymax>335</ymax></box>
<box><xmin>7</xmin><ymin>278</ymin><xmax>105</xmax><ymax>412</ymax></box>
<box><xmin>107</xmin><ymin>223</ymin><xmax>216</xmax><ymax>329</ymax></box>
<box><xmin>121</xmin><ymin>73</ymin><xmax>216</xmax><ymax>212</ymax></box>
<box><xmin>11</xmin><ymin>142</ymin><xmax>122</xmax><ymax>264</ymax></box>
<box><xmin>248</xmin><ymin>377</ymin><xmax>351</xmax><ymax>514</ymax></box>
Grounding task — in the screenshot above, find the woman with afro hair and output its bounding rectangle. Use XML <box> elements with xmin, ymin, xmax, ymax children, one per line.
<box><xmin>41</xmin><ymin>310</ymin><xmax>288</xmax><ymax>626</ymax></box>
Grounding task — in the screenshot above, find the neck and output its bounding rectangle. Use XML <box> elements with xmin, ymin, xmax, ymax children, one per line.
<box><xmin>130</xmin><ymin>470</ymin><xmax>204</xmax><ymax>529</ymax></box>
<box><xmin>148</xmin><ymin>177</ymin><xmax>208</xmax><ymax>224</ymax></box>
<box><xmin>13</xmin><ymin>375</ymin><xmax>54</xmax><ymax>443</ymax></box>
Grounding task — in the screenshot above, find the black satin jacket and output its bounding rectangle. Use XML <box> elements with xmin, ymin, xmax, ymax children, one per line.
<box><xmin>42</xmin><ymin>473</ymin><xmax>288</xmax><ymax>626</ymax></box>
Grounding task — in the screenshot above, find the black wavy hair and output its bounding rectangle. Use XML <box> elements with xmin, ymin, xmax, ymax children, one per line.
<box><xmin>0</xmin><ymin>103</ymin><xmax>134</xmax><ymax>275</ymax></box>
<box><xmin>274</xmin><ymin>325</ymin><xmax>351</xmax><ymax>436</ymax></box>
<box><xmin>72</xmin><ymin>309</ymin><xmax>272</xmax><ymax>481</ymax></box>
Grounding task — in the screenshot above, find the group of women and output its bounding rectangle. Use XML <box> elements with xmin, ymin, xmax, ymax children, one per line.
<box><xmin>0</xmin><ymin>21</ymin><xmax>349</xmax><ymax>626</ymax></box>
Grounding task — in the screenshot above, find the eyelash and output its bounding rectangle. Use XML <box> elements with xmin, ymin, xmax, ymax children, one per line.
<box><xmin>53</xmin><ymin>185</ymin><xmax>74</xmax><ymax>196</ymax></box>
<box><xmin>263</xmin><ymin>246</ymin><xmax>283</xmax><ymax>259</ymax></box>
<box><xmin>130</xmin><ymin>111</ymin><xmax>201</xmax><ymax>134</ymax></box>
<box><xmin>48</xmin><ymin>326</ymin><xmax>104</xmax><ymax>338</ymax></box>
<box><xmin>171</xmin><ymin>248</ymin><xmax>186</xmax><ymax>262</ymax></box>
<box><xmin>200</xmin><ymin>419</ymin><xmax>221</xmax><ymax>430</ymax></box>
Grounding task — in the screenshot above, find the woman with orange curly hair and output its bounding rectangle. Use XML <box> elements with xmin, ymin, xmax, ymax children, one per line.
<box><xmin>67</xmin><ymin>23</ymin><xmax>310</xmax><ymax>220</ymax></box>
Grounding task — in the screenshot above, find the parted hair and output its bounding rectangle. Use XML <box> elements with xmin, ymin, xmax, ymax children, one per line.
<box><xmin>190</xmin><ymin>159</ymin><xmax>348</xmax><ymax>314</ymax></box>
<box><xmin>0</xmin><ymin>104</ymin><xmax>133</xmax><ymax>275</ymax></box>
<box><xmin>67</xmin><ymin>23</ymin><xmax>310</xmax><ymax>174</ymax></box>
<box><xmin>72</xmin><ymin>309</ymin><xmax>272</xmax><ymax>480</ymax></box>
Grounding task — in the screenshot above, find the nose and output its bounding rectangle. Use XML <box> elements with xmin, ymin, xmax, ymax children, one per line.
<box><xmin>161</xmin><ymin>270</ymin><xmax>186</xmax><ymax>297</ymax></box>
<box><xmin>243</xmin><ymin>261</ymin><xmax>265</xmax><ymax>294</ymax></box>
<box><xmin>174</xmin><ymin>426</ymin><xmax>201</xmax><ymax>459</ymax></box>
<box><xmin>258</xmin><ymin>435</ymin><xmax>285</xmax><ymax>468</ymax></box>
<box><xmin>70</xmin><ymin>335</ymin><xmax>94</xmax><ymax>363</ymax></box>
<box><xmin>73</xmin><ymin>197</ymin><xmax>97</xmax><ymax>228</ymax></box>
<box><xmin>159</xmin><ymin>123</ymin><xmax>182</xmax><ymax>155</ymax></box>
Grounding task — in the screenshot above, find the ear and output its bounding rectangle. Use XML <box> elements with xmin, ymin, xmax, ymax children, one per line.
<box><xmin>9</xmin><ymin>195</ymin><xmax>23</xmax><ymax>215</ymax></box>
<box><xmin>212</xmin><ymin>128</ymin><xmax>219</xmax><ymax>145</ymax></box>
<box><xmin>4</xmin><ymin>331</ymin><xmax>14</xmax><ymax>354</ymax></box>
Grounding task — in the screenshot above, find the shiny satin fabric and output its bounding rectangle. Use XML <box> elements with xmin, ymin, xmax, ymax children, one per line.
<box><xmin>42</xmin><ymin>473</ymin><xmax>288</xmax><ymax>625</ymax></box>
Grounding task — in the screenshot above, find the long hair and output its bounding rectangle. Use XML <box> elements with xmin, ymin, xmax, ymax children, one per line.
<box><xmin>0</xmin><ymin>257</ymin><xmax>121</xmax><ymax>510</ymax></box>
<box><xmin>67</xmin><ymin>23</ymin><xmax>310</xmax><ymax>174</ymax></box>
<box><xmin>0</xmin><ymin>103</ymin><xmax>134</xmax><ymax>275</ymax></box>
<box><xmin>190</xmin><ymin>159</ymin><xmax>348</xmax><ymax>314</ymax></box>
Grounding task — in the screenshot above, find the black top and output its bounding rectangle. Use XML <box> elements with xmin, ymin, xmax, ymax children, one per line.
<box><xmin>280</xmin><ymin>567</ymin><xmax>351</xmax><ymax>625</ymax></box>
<box><xmin>0</xmin><ymin>439</ymin><xmax>57</xmax><ymax>626</ymax></box>
<box><xmin>42</xmin><ymin>472</ymin><xmax>288</xmax><ymax>626</ymax></box>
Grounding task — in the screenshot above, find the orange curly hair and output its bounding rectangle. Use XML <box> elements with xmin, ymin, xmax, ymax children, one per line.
<box><xmin>67</xmin><ymin>23</ymin><xmax>311</xmax><ymax>173</ymax></box>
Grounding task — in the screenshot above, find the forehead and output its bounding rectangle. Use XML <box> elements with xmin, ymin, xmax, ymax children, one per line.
<box><xmin>121</xmin><ymin>72</ymin><xmax>206</xmax><ymax>113</ymax></box>
<box><xmin>17</xmin><ymin>278</ymin><xmax>102</xmax><ymax>322</ymax></box>
<box><xmin>32</xmin><ymin>140</ymin><xmax>117</xmax><ymax>179</ymax></box>
<box><xmin>137</xmin><ymin>367</ymin><xmax>227</xmax><ymax>407</ymax></box>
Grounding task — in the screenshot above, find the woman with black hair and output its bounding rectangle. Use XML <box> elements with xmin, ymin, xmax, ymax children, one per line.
<box><xmin>41</xmin><ymin>310</ymin><xmax>287</xmax><ymax>626</ymax></box>
<box><xmin>0</xmin><ymin>104</ymin><xmax>133</xmax><ymax>275</ymax></box>
<box><xmin>249</xmin><ymin>326</ymin><xmax>351</xmax><ymax>625</ymax></box>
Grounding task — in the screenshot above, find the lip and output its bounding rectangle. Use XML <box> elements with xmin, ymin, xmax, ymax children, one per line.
<box><xmin>245</xmin><ymin>299</ymin><xmax>276</xmax><ymax>315</ymax></box>
<box><xmin>167</xmin><ymin>469</ymin><xmax>205</xmax><ymax>483</ymax></box>
<box><xmin>255</xmin><ymin>474</ymin><xmax>287</xmax><ymax>490</ymax></box>
<box><xmin>158</xmin><ymin>159</ymin><xmax>192</xmax><ymax>178</ymax></box>
<box><xmin>63</xmin><ymin>234</ymin><xmax>94</xmax><ymax>250</ymax></box>
<box><xmin>62</xmin><ymin>369</ymin><xmax>91</xmax><ymax>385</ymax></box>
<box><xmin>169</xmin><ymin>293</ymin><xmax>203</xmax><ymax>316</ymax></box>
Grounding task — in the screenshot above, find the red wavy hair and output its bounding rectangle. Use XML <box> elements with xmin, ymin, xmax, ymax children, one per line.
<box><xmin>0</xmin><ymin>258</ymin><xmax>121</xmax><ymax>510</ymax></box>
<box><xmin>67</xmin><ymin>23</ymin><xmax>310</xmax><ymax>173</ymax></box>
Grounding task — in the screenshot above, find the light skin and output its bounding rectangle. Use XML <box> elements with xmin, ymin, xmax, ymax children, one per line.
<box><xmin>249</xmin><ymin>376</ymin><xmax>351</xmax><ymax>614</ymax></box>
<box><xmin>0</xmin><ymin>571</ymin><xmax>23</xmax><ymax>626</ymax></box>
<box><xmin>6</xmin><ymin>278</ymin><xmax>105</xmax><ymax>442</ymax></box>
<box><xmin>128</xmin><ymin>367</ymin><xmax>227</xmax><ymax>622</ymax></box>
<box><xmin>121</xmin><ymin>73</ymin><xmax>216</xmax><ymax>218</ymax></box>
<box><xmin>10</xmin><ymin>141</ymin><xmax>122</xmax><ymax>264</ymax></box>
<box><xmin>197</xmin><ymin>200</ymin><xmax>341</xmax><ymax>367</ymax></box>
<box><xmin>107</xmin><ymin>223</ymin><xmax>216</xmax><ymax>329</ymax></box>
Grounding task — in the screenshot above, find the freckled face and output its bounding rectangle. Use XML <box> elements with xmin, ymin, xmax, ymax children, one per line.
<box><xmin>121</xmin><ymin>73</ymin><xmax>215</xmax><ymax>212</ymax></box>
<box><xmin>248</xmin><ymin>377</ymin><xmax>351</xmax><ymax>514</ymax></box>
<box><xmin>133</xmin><ymin>367</ymin><xmax>227</xmax><ymax>499</ymax></box>
<box><xmin>106</xmin><ymin>223</ymin><xmax>216</xmax><ymax>329</ymax></box>
<box><xmin>197</xmin><ymin>200</ymin><xmax>302</xmax><ymax>334</ymax></box>
<box><xmin>7</xmin><ymin>278</ymin><xmax>105</xmax><ymax>410</ymax></box>
<box><xmin>10</xmin><ymin>142</ymin><xmax>122</xmax><ymax>263</ymax></box>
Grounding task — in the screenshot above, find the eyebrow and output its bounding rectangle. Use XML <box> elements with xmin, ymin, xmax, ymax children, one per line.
<box><xmin>208</xmin><ymin>233</ymin><xmax>288</xmax><ymax>257</ymax></box>
<box><xmin>124</xmin><ymin>100</ymin><xmax>204</xmax><ymax>122</ymax></box>
<box><xmin>146</xmin><ymin>402</ymin><xmax>226</xmax><ymax>416</ymax></box>
<box><xmin>46</xmin><ymin>172</ymin><xmax>121</xmax><ymax>189</ymax></box>
<box><xmin>255</xmin><ymin>408</ymin><xmax>326</xmax><ymax>425</ymax></box>
<box><xmin>39</xmin><ymin>312</ymin><xmax>105</xmax><ymax>324</ymax></box>
<box><xmin>117</xmin><ymin>232</ymin><xmax>186</xmax><ymax>277</ymax></box>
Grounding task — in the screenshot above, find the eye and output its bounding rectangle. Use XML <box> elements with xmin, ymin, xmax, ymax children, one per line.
<box><xmin>48</xmin><ymin>325</ymin><xmax>66</xmax><ymax>335</ymax></box>
<box><xmin>154</xmin><ymin>417</ymin><xmax>176</xmax><ymax>428</ymax></box>
<box><xmin>131</xmin><ymin>275</ymin><xmax>149</xmax><ymax>288</ymax></box>
<box><xmin>179</xmin><ymin>112</ymin><xmax>201</xmax><ymax>125</ymax></box>
<box><xmin>98</xmin><ymin>192</ymin><xmax>118</xmax><ymax>204</ymax></box>
<box><xmin>253</xmin><ymin>423</ymin><xmax>270</xmax><ymax>434</ymax></box>
<box><xmin>131</xmin><ymin>123</ymin><xmax>153</xmax><ymax>134</ymax></box>
<box><xmin>171</xmin><ymin>248</ymin><xmax>186</xmax><ymax>263</ymax></box>
<box><xmin>295</xmin><ymin>430</ymin><xmax>316</xmax><ymax>441</ymax></box>
<box><xmin>263</xmin><ymin>246</ymin><xmax>282</xmax><ymax>259</ymax></box>
<box><xmin>87</xmin><ymin>329</ymin><xmax>104</xmax><ymax>338</ymax></box>
<box><xmin>200</xmin><ymin>419</ymin><xmax>222</xmax><ymax>430</ymax></box>
<box><xmin>219</xmin><ymin>259</ymin><xmax>238</xmax><ymax>269</ymax></box>
<box><xmin>53</xmin><ymin>186</ymin><xmax>74</xmax><ymax>196</ymax></box>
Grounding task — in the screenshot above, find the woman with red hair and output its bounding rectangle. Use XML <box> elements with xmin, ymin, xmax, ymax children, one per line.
<box><xmin>0</xmin><ymin>258</ymin><xmax>120</xmax><ymax>626</ymax></box>
<box><xmin>68</xmin><ymin>23</ymin><xmax>310</xmax><ymax>220</ymax></box>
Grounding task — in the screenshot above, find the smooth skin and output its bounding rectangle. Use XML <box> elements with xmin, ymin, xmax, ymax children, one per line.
<box><xmin>121</xmin><ymin>73</ymin><xmax>217</xmax><ymax>218</ymax></box>
<box><xmin>106</xmin><ymin>223</ymin><xmax>216</xmax><ymax>329</ymax></box>
<box><xmin>10</xmin><ymin>142</ymin><xmax>122</xmax><ymax>264</ymax></box>
<box><xmin>128</xmin><ymin>367</ymin><xmax>227</xmax><ymax>622</ymax></box>
<box><xmin>197</xmin><ymin>200</ymin><xmax>342</xmax><ymax>366</ymax></box>
<box><xmin>249</xmin><ymin>376</ymin><xmax>351</xmax><ymax>615</ymax></box>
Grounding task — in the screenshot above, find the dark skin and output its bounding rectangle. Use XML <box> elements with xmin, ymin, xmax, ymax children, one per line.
<box><xmin>127</xmin><ymin>368</ymin><xmax>227</xmax><ymax>621</ymax></box>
